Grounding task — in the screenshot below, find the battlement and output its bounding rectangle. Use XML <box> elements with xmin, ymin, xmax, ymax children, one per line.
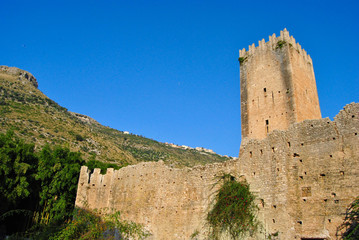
<box><xmin>239</xmin><ymin>29</ymin><xmax>312</xmax><ymax>64</ymax></box>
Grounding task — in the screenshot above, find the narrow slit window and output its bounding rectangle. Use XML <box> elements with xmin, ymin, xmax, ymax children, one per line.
<box><xmin>264</xmin><ymin>88</ymin><xmax>267</xmax><ymax>92</ymax></box>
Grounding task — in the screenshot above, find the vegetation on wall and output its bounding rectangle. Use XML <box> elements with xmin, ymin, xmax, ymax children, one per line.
<box><xmin>338</xmin><ymin>197</ymin><xmax>359</xmax><ymax>240</ymax></box>
<box><xmin>238</xmin><ymin>56</ymin><xmax>247</xmax><ymax>65</ymax></box>
<box><xmin>206</xmin><ymin>174</ymin><xmax>259</xmax><ymax>240</ymax></box>
<box><xmin>275</xmin><ymin>40</ymin><xmax>286</xmax><ymax>49</ymax></box>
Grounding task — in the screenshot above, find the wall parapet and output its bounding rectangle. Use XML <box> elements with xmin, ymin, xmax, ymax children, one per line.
<box><xmin>239</xmin><ymin>28</ymin><xmax>312</xmax><ymax>64</ymax></box>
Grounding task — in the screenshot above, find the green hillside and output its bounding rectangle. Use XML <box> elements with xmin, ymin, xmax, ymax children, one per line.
<box><xmin>0</xmin><ymin>66</ymin><xmax>231</xmax><ymax>168</ymax></box>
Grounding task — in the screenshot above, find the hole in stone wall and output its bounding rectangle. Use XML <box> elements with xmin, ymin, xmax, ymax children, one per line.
<box><xmin>333</xmin><ymin>137</ymin><xmax>336</xmax><ymax>140</ymax></box>
<box><xmin>266</xmin><ymin>119</ymin><xmax>269</xmax><ymax>125</ymax></box>
<box><xmin>250</xmin><ymin>151</ymin><xmax>252</xmax><ymax>157</ymax></box>
<box><xmin>260</xmin><ymin>149</ymin><xmax>263</xmax><ymax>155</ymax></box>
<box><xmin>297</xmin><ymin>221</ymin><xmax>302</xmax><ymax>225</ymax></box>
<box><xmin>273</xmin><ymin>205</ymin><xmax>277</xmax><ymax>209</ymax></box>
<box><xmin>311</xmin><ymin>124</ymin><xmax>314</xmax><ymax>127</ymax></box>
<box><xmin>92</xmin><ymin>184</ymin><xmax>95</xmax><ymax>186</ymax></box>
<box><xmin>303</xmin><ymin>199</ymin><xmax>306</xmax><ymax>202</ymax></box>
<box><xmin>355</xmin><ymin>133</ymin><xmax>357</xmax><ymax>135</ymax></box>
<box><xmin>277</xmin><ymin>168</ymin><xmax>279</xmax><ymax>172</ymax></box>
<box><xmin>299</xmin><ymin>176</ymin><xmax>303</xmax><ymax>179</ymax></box>
<box><xmin>324</xmin><ymin>199</ymin><xmax>328</xmax><ymax>202</ymax></box>
<box><xmin>293</xmin><ymin>153</ymin><xmax>300</xmax><ymax>157</ymax></box>
<box><xmin>352</xmin><ymin>115</ymin><xmax>355</xmax><ymax>118</ymax></box>
<box><xmin>272</xmin><ymin>219</ymin><xmax>275</xmax><ymax>223</ymax></box>
<box><xmin>304</xmin><ymin>172</ymin><xmax>307</xmax><ymax>175</ymax></box>
<box><xmin>272</xmin><ymin>147</ymin><xmax>275</xmax><ymax>153</ymax></box>
<box><xmin>299</xmin><ymin>159</ymin><xmax>303</xmax><ymax>162</ymax></box>
<box><xmin>320</xmin><ymin>173</ymin><xmax>326</xmax><ymax>177</ymax></box>
<box><xmin>260</xmin><ymin>199</ymin><xmax>264</xmax><ymax>207</ymax></box>
<box><xmin>264</xmin><ymin>88</ymin><xmax>267</xmax><ymax>92</ymax></box>
<box><xmin>334</xmin><ymin>200</ymin><xmax>339</xmax><ymax>204</ymax></box>
<box><xmin>329</xmin><ymin>155</ymin><xmax>333</xmax><ymax>158</ymax></box>
<box><xmin>253</xmin><ymin>172</ymin><xmax>256</xmax><ymax>176</ymax></box>
<box><xmin>331</xmin><ymin>193</ymin><xmax>336</xmax><ymax>197</ymax></box>
<box><xmin>302</xmin><ymin>187</ymin><xmax>311</xmax><ymax>197</ymax></box>
<box><xmin>288</xmin><ymin>142</ymin><xmax>291</xmax><ymax>147</ymax></box>
<box><xmin>301</xmin><ymin>143</ymin><xmax>304</xmax><ymax>146</ymax></box>
<box><xmin>278</xmin><ymin>91</ymin><xmax>281</xmax><ymax>93</ymax></box>
<box><xmin>328</xmin><ymin>219</ymin><xmax>331</xmax><ymax>223</ymax></box>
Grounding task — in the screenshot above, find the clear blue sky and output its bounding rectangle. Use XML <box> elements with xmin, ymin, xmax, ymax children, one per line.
<box><xmin>1</xmin><ymin>0</ymin><xmax>358</xmax><ymax>157</ymax></box>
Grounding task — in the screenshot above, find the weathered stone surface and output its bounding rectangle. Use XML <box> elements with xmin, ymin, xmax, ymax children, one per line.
<box><xmin>75</xmin><ymin>103</ymin><xmax>359</xmax><ymax>239</ymax></box>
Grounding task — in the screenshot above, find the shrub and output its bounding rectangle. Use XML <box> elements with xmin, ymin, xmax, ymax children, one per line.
<box><xmin>51</xmin><ymin>208</ymin><xmax>151</xmax><ymax>240</ymax></box>
<box><xmin>207</xmin><ymin>174</ymin><xmax>259</xmax><ymax>239</ymax></box>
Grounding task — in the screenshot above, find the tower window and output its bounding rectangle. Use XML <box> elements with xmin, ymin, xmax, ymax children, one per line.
<box><xmin>264</xmin><ymin>88</ymin><xmax>267</xmax><ymax>92</ymax></box>
<box><xmin>266</xmin><ymin>120</ymin><xmax>269</xmax><ymax>125</ymax></box>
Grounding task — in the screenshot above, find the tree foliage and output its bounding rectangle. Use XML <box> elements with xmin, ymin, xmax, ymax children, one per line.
<box><xmin>207</xmin><ymin>174</ymin><xmax>259</xmax><ymax>240</ymax></box>
<box><xmin>0</xmin><ymin>131</ymin><xmax>38</xmax><ymax>204</ymax></box>
<box><xmin>36</xmin><ymin>145</ymin><xmax>85</xmax><ymax>224</ymax></box>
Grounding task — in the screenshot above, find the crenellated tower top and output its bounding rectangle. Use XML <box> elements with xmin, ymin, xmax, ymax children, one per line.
<box><xmin>239</xmin><ymin>28</ymin><xmax>313</xmax><ymax>65</ymax></box>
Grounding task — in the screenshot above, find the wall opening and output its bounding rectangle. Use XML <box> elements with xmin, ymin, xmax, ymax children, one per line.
<box><xmin>264</xmin><ymin>88</ymin><xmax>267</xmax><ymax>93</ymax></box>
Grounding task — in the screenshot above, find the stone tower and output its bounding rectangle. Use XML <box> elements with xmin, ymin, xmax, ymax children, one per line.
<box><xmin>239</xmin><ymin>29</ymin><xmax>321</xmax><ymax>140</ymax></box>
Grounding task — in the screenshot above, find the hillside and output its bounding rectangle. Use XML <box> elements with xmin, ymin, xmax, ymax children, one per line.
<box><xmin>0</xmin><ymin>66</ymin><xmax>231</xmax><ymax>168</ymax></box>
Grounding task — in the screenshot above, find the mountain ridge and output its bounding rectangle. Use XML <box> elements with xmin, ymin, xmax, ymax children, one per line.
<box><xmin>0</xmin><ymin>66</ymin><xmax>231</xmax><ymax>167</ymax></box>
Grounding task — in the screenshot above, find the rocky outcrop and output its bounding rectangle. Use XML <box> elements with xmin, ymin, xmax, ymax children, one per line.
<box><xmin>0</xmin><ymin>65</ymin><xmax>38</xmax><ymax>88</ymax></box>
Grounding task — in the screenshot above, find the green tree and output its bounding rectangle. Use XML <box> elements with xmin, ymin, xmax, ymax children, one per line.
<box><xmin>36</xmin><ymin>145</ymin><xmax>85</xmax><ymax>224</ymax></box>
<box><xmin>0</xmin><ymin>131</ymin><xmax>39</xmax><ymax>235</ymax></box>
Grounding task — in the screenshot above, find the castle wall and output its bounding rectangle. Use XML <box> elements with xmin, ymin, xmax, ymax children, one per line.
<box><xmin>76</xmin><ymin>103</ymin><xmax>359</xmax><ymax>239</ymax></box>
<box><xmin>240</xmin><ymin>29</ymin><xmax>321</xmax><ymax>140</ymax></box>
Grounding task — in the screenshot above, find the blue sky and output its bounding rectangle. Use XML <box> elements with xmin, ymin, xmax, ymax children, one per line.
<box><xmin>1</xmin><ymin>0</ymin><xmax>358</xmax><ymax>157</ymax></box>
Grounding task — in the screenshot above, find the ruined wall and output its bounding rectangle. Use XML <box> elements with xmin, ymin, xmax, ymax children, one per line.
<box><xmin>76</xmin><ymin>103</ymin><xmax>359</xmax><ymax>239</ymax></box>
<box><xmin>239</xmin><ymin>29</ymin><xmax>321</xmax><ymax>140</ymax></box>
<box><xmin>76</xmin><ymin>159</ymin><xmax>239</xmax><ymax>239</ymax></box>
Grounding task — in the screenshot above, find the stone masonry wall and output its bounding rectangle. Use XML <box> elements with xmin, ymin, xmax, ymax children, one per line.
<box><xmin>75</xmin><ymin>103</ymin><xmax>359</xmax><ymax>239</ymax></box>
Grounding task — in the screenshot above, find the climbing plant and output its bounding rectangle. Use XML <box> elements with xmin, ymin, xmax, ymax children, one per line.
<box><xmin>337</xmin><ymin>197</ymin><xmax>359</xmax><ymax>239</ymax></box>
<box><xmin>207</xmin><ymin>174</ymin><xmax>259</xmax><ymax>239</ymax></box>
